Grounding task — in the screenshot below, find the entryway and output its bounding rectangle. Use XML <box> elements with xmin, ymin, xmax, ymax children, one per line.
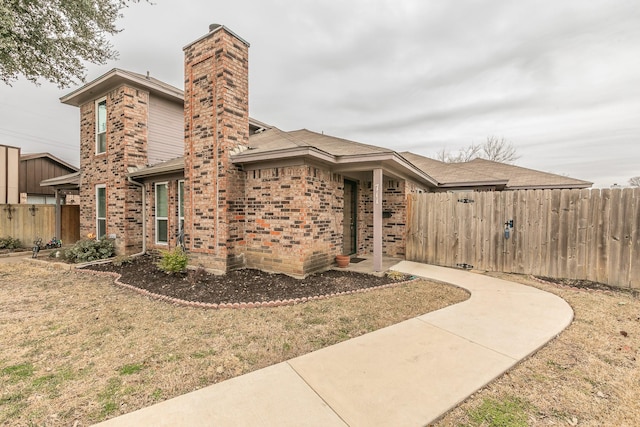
<box><xmin>343</xmin><ymin>179</ymin><xmax>357</xmax><ymax>255</ymax></box>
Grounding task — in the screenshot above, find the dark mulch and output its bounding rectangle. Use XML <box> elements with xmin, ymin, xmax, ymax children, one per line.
<box><xmin>83</xmin><ymin>254</ymin><xmax>411</xmax><ymax>304</ymax></box>
<box><xmin>537</xmin><ymin>276</ymin><xmax>639</xmax><ymax>298</ymax></box>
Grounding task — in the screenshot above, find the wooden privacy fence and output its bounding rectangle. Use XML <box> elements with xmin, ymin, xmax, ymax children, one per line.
<box><xmin>406</xmin><ymin>188</ymin><xmax>640</xmax><ymax>290</ymax></box>
<box><xmin>0</xmin><ymin>204</ymin><xmax>80</xmax><ymax>247</ymax></box>
<box><xmin>0</xmin><ymin>204</ymin><xmax>53</xmax><ymax>247</ymax></box>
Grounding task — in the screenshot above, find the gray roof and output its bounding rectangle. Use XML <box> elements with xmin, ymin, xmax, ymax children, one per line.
<box><xmin>40</xmin><ymin>171</ymin><xmax>81</xmax><ymax>188</ymax></box>
<box><xmin>239</xmin><ymin>128</ymin><xmax>393</xmax><ymax>157</ymax></box>
<box><xmin>129</xmin><ymin>129</ymin><xmax>591</xmax><ymax>190</ymax></box>
<box><xmin>128</xmin><ymin>157</ymin><xmax>184</xmax><ymax>179</ymax></box>
<box><xmin>402</xmin><ymin>152</ymin><xmax>592</xmax><ymax>189</ymax></box>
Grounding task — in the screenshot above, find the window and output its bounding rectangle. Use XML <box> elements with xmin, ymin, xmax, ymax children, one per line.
<box><xmin>178</xmin><ymin>180</ymin><xmax>185</xmax><ymax>234</ymax></box>
<box><xmin>96</xmin><ymin>185</ymin><xmax>106</xmax><ymax>238</ymax></box>
<box><xmin>155</xmin><ymin>182</ymin><xmax>168</xmax><ymax>244</ymax></box>
<box><xmin>96</xmin><ymin>98</ymin><xmax>107</xmax><ymax>154</ymax></box>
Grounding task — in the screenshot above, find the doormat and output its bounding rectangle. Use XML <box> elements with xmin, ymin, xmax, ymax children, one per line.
<box><xmin>350</xmin><ymin>257</ymin><xmax>366</xmax><ymax>264</ymax></box>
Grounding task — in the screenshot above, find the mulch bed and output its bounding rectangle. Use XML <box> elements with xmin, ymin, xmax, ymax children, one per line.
<box><xmin>83</xmin><ymin>254</ymin><xmax>411</xmax><ymax>305</ymax></box>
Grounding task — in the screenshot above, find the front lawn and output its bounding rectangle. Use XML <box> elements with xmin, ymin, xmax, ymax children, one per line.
<box><xmin>0</xmin><ymin>261</ymin><xmax>467</xmax><ymax>426</ymax></box>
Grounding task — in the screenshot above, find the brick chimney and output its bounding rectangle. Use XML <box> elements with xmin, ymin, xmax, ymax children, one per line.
<box><xmin>183</xmin><ymin>24</ymin><xmax>249</xmax><ymax>271</ymax></box>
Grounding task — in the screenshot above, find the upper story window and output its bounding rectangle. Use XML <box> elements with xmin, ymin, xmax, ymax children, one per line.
<box><xmin>96</xmin><ymin>97</ymin><xmax>107</xmax><ymax>154</ymax></box>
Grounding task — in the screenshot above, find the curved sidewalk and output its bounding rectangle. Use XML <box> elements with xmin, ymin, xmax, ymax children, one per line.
<box><xmin>94</xmin><ymin>261</ymin><xmax>573</xmax><ymax>427</ymax></box>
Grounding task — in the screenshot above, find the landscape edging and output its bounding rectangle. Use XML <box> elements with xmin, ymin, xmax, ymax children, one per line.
<box><xmin>75</xmin><ymin>268</ymin><xmax>417</xmax><ymax>310</ymax></box>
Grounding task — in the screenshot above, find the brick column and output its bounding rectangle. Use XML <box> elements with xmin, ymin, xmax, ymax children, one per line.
<box><xmin>183</xmin><ymin>25</ymin><xmax>249</xmax><ymax>271</ymax></box>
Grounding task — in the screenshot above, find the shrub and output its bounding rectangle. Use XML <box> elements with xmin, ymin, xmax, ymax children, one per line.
<box><xmin>64</xmin><ymin>238</ymin><xmax>115</xmax><ymax>263</ymax></box>
<box><xmin>0</xmin><ymin>236</ymin><xmax>21</xmax><ymax>250</ymax></box>
<box><xmin>157</xmin><ymin>247</ymin><xmax>188</xmax><ymax>274</ymax></box>
<box><xmin>112</xmin><ymin>255</ymin><xmax>133</xmax><ymax>267</ymax></box>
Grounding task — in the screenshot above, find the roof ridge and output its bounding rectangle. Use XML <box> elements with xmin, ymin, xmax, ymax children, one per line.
<box><xmin>291</xmin><ymin>129</ymin><xmax>393</xmax><ymax>152</ymax></box>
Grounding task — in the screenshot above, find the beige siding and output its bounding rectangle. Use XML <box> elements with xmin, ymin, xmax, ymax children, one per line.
<box><xmin>147</xmin><ymin>95</ymin><xmax>183</xmax><ymax>165</ymax></box>
<box><xmin>1</xmin><ymin>145</ymin><xmax>20</xmax><ymax>204</ymax></box>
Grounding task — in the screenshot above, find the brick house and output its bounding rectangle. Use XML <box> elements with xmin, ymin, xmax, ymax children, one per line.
<box><xmin>56</xmin><ymin>24</ymin><xmax>591</xmax><ymax>276</ymax></box>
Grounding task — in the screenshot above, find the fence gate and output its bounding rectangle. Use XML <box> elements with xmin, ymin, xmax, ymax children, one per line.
<box><xmin>406</xmin><ymin>188</ymin><xmax>639</xmax><ymax>290</ymax></box>
<box><xmin>61</xmin><ymin>204</ymin><xmax>80</xmax><ymax>244</ymax></box>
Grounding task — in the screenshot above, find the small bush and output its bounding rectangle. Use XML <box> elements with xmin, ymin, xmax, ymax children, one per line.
<box><xmin>0</xmin><ymin>236</ymin><xmax>21</xmax><ymax>250</ymax></box>
<box><xmin>112</xmin><ymin>255</ymin><xmax>133</xmax><ymax>267</ymax></box>
<box><xmin>64</xmin><ymin>238</ymin><xmax>115</xmax><ymax>263</ymax></box>
<box><xmin>157</xmin><ymin>247</ymin><xmax>188</xmax><ymax>274</ymax></box>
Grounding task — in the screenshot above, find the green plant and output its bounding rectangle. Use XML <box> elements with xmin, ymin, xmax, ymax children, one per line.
<box><xmin>112</xmin><ymin>255</ymin><xmax>133</xmax><ymax>267</ymax></box>
<box><xmin>64</xmin><ymin>238</ymin><xmax>115</xmax><ymax>263</ymax></box>
<box><xmin>157</xmin><ymin>247</ymin><xmax>188</xmax><ymax>274</ymax></box>
<box><xmin>0</xmin><ymin>236</ymin><xmax>21</xmax><ymax>250</ymax></box>
<box><xmin>467</xmin><ymin>397</ymin><xmax>531</xmax><ymax>427</ymax></box>
<box><xmin>118</xmin><ymin>363</ymin><xmax>143</xmax><ymax>375</ymax></box>
<box><xmin>1</xmin><ymin>362</ymin><xmax>34</xmax><ymax>382</ymax></box>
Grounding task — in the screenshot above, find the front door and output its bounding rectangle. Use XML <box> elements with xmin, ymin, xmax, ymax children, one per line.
<box><xmin>343</xmin><ymin>180</ymin><xmax>357</xmax><ymax>255</ymax></box>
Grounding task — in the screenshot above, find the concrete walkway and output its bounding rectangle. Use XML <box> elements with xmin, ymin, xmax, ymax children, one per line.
<box><xmin>93</xmin><ymin>261</ymin><xmax>573</xmax><ymax>427</ymax></box>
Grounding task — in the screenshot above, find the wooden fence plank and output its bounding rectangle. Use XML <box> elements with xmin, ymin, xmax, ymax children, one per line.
<box><xmin>630</xmin><ymin>188</ymin><xmax>640</xmax><ymax>289</ymax></box>
<box><xmin>620</xmin><ymin>188</ymin><xmax>634</xmax><ymax>288</ymax></box>
<box><xmin>405</xmin><ymin>188</ymin><xmax>637</xmax><ymax>290</ymax></box>
<box><xmin>608</xmin><ymin>189</ymin><xmax>623</xmax><ymax>287</ymax></box>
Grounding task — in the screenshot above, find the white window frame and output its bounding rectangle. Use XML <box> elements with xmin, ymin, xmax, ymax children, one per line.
<box><xmin>155</xmin><ymin>182</ymin><xmax>169</xmax><ymax>244</ymax></box>
<box><xmin>178</xmin><ymin>180</ymin><xmax>185</xmax><ymax>234</ymax></box>
<box><xmin>95</xmin><ymin>97</ymin><xmax>107</xmax><ymax>154</ymax></box>
<box><xmin>96</xmin><ymin>184</ymin><xmax>106</xmax><ymax>239</ymax></box>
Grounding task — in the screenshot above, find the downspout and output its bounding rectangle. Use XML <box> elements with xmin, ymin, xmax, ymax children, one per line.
<box><xmin>127</xmin><ymin>176</ymin><xmax>146</xmax><ymax>256</ymax></box>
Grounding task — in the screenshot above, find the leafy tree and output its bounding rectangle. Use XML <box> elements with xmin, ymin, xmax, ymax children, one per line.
<box><xmin>629</xmin><ymin>176</ymin><xmax>640</xmax><ymax>187</ymax></box>
<box><xmin>1</xmin><ymin>0</ymin><xmax>144</xmax><ymax>88</ymax></box>
<box><xmin>436</xmin><ymin>136</ymin><xmax>520</xmax><ymax>164</ymax></box>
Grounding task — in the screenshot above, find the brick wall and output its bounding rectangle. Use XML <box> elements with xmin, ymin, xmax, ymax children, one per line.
<box><xmin>78</xmin><ymin>85</ymin><xmax>148</xmax><ymax>254</ymax></box>
<box><xmin>358</xmin><ymin>177</ymin><xmax>424</xmax><ymax>258</ymax></box>
<box><xmin>244</xmin><ymin>166</ymin><xmax>342</xmax><ymax>276</ymax></box>
<box><xmin>183</xmin><ymin>26</ymin><xmax>249</xmax><ymax>272</ymax></box>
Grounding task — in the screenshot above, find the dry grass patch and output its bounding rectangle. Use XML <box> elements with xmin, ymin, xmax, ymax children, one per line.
<box><xmin>436</xmin><ymin>272</ymin><xmax>640</xmax><ymax>427</ymax></box>
<box><xmin>0</xmin><ymin>261</ymin><xmax>468</xmax><ymax>426</ymax></box>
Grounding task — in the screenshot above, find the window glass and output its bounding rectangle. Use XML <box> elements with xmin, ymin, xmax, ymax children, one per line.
<box><xmin>155</xmin><ymin>183</ymin><xmax>168</xmax><ymax>244</ymax></box>
<box><xmin>96</xmin><ymin>186</ymin><xmax>106</xmax><ymax>238</ymax></box>
<box><xmin>178</xmin><ymin>180</ymin><xmax>185</xmax><ymax>231</ymax></box>
<box><xmin>96</xmin><ymin>99</ymin><xmax>107</xmax><ymax>153</ymax></box>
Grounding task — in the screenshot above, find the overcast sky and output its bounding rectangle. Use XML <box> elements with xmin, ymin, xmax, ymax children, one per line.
<box><xmin>1</xmin><ymin>0</ymin><xmax>638</xmax><ymax>187</ymax></box>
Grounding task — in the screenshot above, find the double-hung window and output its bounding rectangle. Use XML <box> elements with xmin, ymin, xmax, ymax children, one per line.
<box><xmin>96</xmin><ymin>185</ymin><xmax>106</xmax><ymax>238</ymax></box>
<box><xmin>155</xmin><ymin>182</ymin><xmax>168</xmax><ymax>244</ymax></box>
<box><xmin>96</xmin><ymin>98</ymin><xmax>107</xmax><ymax>154</ymax></box>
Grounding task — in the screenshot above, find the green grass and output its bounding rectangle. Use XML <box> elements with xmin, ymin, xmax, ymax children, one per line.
<box><xmin>467</xmin><ymin>396</ymin><xmax>532</xmax><ymax>427</ymax></box>
<box><xmin>32</xmin><ymin>366</ymin><xmax>76</xmax><ymax>398</ymax></box>
<box><xmin>1</xmin><ymin>363</ymin><xmax>35</xmax><ymax>382</ymax></box>
<box><xmin>96</xmin><ymin>377</ymin><xmax>122</xmax><ymax>419</ymax></box>
<box><xmin>118</xmin><ymin>363</ymin><xmax>143</xmax><ymax>375</ymax></box>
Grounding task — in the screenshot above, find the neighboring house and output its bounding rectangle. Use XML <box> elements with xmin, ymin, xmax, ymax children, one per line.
<box><xmin>20</xmin><ymin>153</ymin><xmax>79</xmax><ymax>204</ymax></box>
<box><xmin>52</xmin><ymin>24</ymin><xmax>592</xmax><ymax>276</ymax></box>
<box><xmin>1</xmin><ymin>145</ymin><xmax>80</xmax><ymax>205</ymax></box>
<box><xmin>0</xmin><ymin>144</ymin><xmax>20</xmax><ymax>204</ymax></box>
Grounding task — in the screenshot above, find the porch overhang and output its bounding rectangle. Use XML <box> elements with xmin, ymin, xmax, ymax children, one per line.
<box><xmin>231</xmin><ymin>147</ymin><xmax>439</xmax><ymax>188</ymax></box>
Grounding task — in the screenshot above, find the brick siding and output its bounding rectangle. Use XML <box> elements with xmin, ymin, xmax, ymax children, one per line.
<box><xmin>244</xmin><ymin>166</ymin><xmax>343</xmax><ymax>276</ymax></box>
<box><xmin>183</xmin><ymin>27</ymin><xmax>249</xmax><ymax>272</ymax></box>
<box><xmin>78</xmin><ymin>85</ymin><xmax>147</xmax><ymax>254</ymax></box>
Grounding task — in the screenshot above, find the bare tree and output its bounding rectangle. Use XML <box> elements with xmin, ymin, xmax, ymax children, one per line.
<box><xmin>481</xmin><ymin>136</ymin><xmax>520</xmax><ymax>163</ymax></box>
<box><xmin>629</xmin><ymin>176</ymin><xmax>640</xmax><ymax>187</ymax></box>
<box><xmin>436</xmin><ymin>136</ymin><xmax>520</xmax><ymax>164</ymax></box>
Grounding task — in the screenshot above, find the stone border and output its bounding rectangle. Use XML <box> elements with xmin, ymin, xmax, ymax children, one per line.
<box><xmin>76</xmin><ymin>268</ymin><xmax>418</xmax><ymax>310</ymax></box>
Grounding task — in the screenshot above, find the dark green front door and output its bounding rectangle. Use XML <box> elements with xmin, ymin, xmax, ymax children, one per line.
<box><xmin>343</xmin><ymin>180</ymin><xmax>357</xmax><ymax>255</ymax></box>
